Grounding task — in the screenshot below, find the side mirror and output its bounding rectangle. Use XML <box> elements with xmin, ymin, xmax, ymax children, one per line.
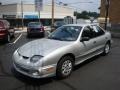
<box><xmin>80</xmin><ymin>37</ymin><xmax>90</xmax><ymax>42</ymax></box>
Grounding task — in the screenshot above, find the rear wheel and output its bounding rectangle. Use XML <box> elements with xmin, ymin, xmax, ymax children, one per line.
<box><xmin>102</xmin><ymin>42</ymin><xmax>111</xmax><ymax>55</ymax></box>
<box><xmin>41</xmin><ymin>32</ymin><xmax>45</xmax><ymax>37</ymax></box>
<box><xmin>56</xmin><ymin>56</ymin><xmax>74</xmax><ymax>79</ymax></box>
<box><xmin>27</xmin><ymin>33</ymin><xmax>30</xmax><ymax>38</ymax></box>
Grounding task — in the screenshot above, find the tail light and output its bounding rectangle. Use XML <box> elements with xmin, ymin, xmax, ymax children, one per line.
<box><xmin>0</xmin><ymin>27</ymin><xmax>5</xmax><ymax>31</ymax></box>
<box><xmin>0</xmin><ymin>29</ymin><xmax>6</xmax><ymax>31</ymax></box>
<box><xmin>40</xmin><ymin>26</ymin><xmax>44</xmax><ymax>32</ymax></box>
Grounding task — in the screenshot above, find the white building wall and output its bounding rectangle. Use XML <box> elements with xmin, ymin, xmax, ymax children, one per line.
<box><xmin>0</xmin><ymin>4</ymin><xmax>17</xmax><ymax>15</ymax></box>
<box><xmin>0</xmin><ymin>4</ymin><xmax>74</xmax><ymax>19</ymax></box>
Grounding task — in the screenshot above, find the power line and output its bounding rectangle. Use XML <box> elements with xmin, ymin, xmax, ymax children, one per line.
<box><xmin>65</xmin><ymin>1</ymin><xmax>93</xmax><ymax>5</ymax></box>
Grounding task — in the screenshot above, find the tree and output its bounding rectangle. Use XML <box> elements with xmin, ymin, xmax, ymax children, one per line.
<box><xmin>74</xmin><ymin>11</ymin><xmax>100</xmax><ymax>19</ymax></box>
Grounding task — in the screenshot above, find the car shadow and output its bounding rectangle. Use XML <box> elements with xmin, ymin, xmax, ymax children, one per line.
<box><xmin>11</xmin><ymin>67</ymin><xmax>54</xmax><ymax>86</ymax></box>
<box><xmin>0</xmin><ymin>41</ymin><xmax>8</xmax><ymax>45</ymax></box>
<box><xmin>11</xmin><ymin>67</ymin><xmax>77</xmax><ymax>90</ymax></box>
<box><xmin>74</xmin><ymin>54</ymin><xmax>101</xmax><ymax>71</ymax></box>
<box><xmin>0</xmin><ymin>40</ymin><xmax>14</xmax><ymax>45</ymax></box>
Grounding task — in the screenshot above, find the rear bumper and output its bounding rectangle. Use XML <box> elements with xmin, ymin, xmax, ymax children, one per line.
<box><xmin>27</xmin><ymin>31</ymin><xmax>44</xmax><ymax>36</ymax></box>
<box><xmin>0</xmin><ymin>33</ymin><xmax>7</xmax><ymax>40</ymax></box>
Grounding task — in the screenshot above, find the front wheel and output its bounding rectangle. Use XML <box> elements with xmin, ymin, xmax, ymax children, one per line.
<box><xmin>56</xmin><ymin>56</ymin><xmax>74</xmax><ymax>79</ymax></box>
<box><xmin>102</xmin><ymin>42</ymin><xmax>111</xmax><ymax>55</ymax></box>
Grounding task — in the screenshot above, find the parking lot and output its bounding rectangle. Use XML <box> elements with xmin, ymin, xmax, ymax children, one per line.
<box><xmin>0</xmin><ymin>31</ymin><xmax>120</xmax><ymax>90</ymax></box>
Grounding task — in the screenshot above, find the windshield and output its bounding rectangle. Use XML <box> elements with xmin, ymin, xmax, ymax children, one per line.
<box><xmin>28</xmin><ymin>22</ymin><xmax>42</xmax><ymax>28</ymax></box>
<box><xmin>48</xmin><ymin>26</ymin><xmax>82</xmax><ymax>41</ymax></box>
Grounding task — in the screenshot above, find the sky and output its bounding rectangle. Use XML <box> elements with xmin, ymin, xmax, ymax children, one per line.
<box><xmin>0</xmin><ymin>0</ymin><xmax>101</xmax><ymax>12</ymax></box>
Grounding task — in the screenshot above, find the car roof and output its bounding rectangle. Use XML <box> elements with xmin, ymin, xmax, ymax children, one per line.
<box><xmin>64</xmin><ymin>23</ymin><xmax>98</xmax><ymax>27</ymax></box>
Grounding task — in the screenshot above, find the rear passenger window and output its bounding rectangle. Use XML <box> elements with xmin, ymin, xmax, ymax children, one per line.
<box><xmin>92</xmin><ymin>25</ymin><xmax>105</xmax><ymax>36</ymax></box>
<box><xmin>82</xmin><ymin>26</ymin><xmax>93</xmax><ymax>38</ymax></box>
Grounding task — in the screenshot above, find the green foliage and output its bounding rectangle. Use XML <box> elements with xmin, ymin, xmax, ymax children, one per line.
<box><xmin>74</xmin><ymin>11</ymin><xmax>100</xmax><ymax>19</ymax></box>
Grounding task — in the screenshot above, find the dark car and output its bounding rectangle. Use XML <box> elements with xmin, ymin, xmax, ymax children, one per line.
<box><xmin>27</xmin><ymin>22</ymin><xmax>45</xmax><ymax>37</ymax></box>
<box><xmin>54</xmin><ymin>21</ymin><xmax>66</xmax><ymax>29</ymax></box>
<box><xmin>0</xmin><ymin>20</ymin><xmax>15</xmax><ymax>42</ymax></box>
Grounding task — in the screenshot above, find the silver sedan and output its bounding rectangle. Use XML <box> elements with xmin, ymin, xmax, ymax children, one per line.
<box><xmin>13</xmin><ymin>24</ymin><xmax>112</xmax><ymax>79</ymax></box>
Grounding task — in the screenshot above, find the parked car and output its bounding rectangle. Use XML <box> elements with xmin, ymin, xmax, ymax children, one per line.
<box><xmin>0</xmin><ymin>20</ymin><xmax>15</xmax><ymax>42</ymax></box>
<box><xmin>27</xmin><ymin>22</ymin><xmax>45</xmax><ymax>37</ymax></box>
<box><xmin>13</xmin><ymin>24</ymin><xmax>112</xmax><ymax>79</ymax></box>
<box><xmin>54</xmin><ymin>21</ymin><xmax>66</xmax><ymax>29</ymax></box>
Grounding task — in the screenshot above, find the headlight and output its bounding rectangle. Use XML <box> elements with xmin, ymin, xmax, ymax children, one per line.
<box><xmin>30</xmin><ymin>55</ymin><xmax>43</xmax><ymax>63</ymax></box>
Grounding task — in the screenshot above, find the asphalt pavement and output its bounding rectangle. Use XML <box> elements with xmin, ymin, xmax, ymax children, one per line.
<box><xmin>0</xmin><ymin>32</ymin><xmax>120</xmax><ymax>90</ymax></box>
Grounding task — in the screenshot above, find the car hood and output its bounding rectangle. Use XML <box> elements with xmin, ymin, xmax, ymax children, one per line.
<box><xmin>18</xmin><ymin>38</ymin><xmax>72</xmax><ymax>57</ymax></box>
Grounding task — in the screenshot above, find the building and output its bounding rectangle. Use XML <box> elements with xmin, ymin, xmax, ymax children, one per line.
<box><xmin>100</xmin><ymin>0</ymin><xmax>120</xmax><ymax>29</ymax></box>
<box><xmin>0</xmin><ymin>3</ymin><xmax>74</xmax><ymax>27</ymax></box>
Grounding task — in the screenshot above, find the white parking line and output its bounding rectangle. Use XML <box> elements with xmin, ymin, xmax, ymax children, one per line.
<box><xmin>9</xmin><ymin>34</ymin><xmax>22</xmax><ymax>44</ymax></box>
<box><xmin>13</xmin><ymin>34</ymin><xmax>22</xmax><ymax>44</ymax></box>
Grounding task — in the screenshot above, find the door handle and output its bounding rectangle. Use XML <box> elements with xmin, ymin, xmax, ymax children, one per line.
<box><xmin>93</xmin><ymin>41</ymin><xmax>96</xmax><ymax>44</ymax></box>
<box><xmin>105</xmin><ymin>37</ymin><xmax>108</xmax><ymax>39</ymax></box>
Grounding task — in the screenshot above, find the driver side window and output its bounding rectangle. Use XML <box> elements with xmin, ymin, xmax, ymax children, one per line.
<box><xmin>82</xmin><ymin>26</ymin><xmax>92</xmax><ymax>38</ymax></box>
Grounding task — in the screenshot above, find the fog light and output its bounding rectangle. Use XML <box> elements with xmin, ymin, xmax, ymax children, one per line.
<box><xmin>32</xmin><ymin>71</ymin><xmax>39</xmax><ymax>76</ymax></box>
<box><xmin>43</xmin><ymin>67</ymin><xmax>55</xmax><ymax>74</ymax></box>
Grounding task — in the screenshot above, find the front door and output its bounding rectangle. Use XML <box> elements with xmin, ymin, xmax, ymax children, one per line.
<box><xmin>75</xmin><ymin>26</ymin><xmax>97</xmax><ymax>64</ymax></box>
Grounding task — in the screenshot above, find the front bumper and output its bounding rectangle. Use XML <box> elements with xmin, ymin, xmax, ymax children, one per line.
<box><xmin>13</xmin><ymin>62</ymin><xmax>56</xmax><ymax>78</ymax></box>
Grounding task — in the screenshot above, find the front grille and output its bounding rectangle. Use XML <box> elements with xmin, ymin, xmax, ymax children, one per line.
<box><xmin>15</xmin><ymin>63</ymin><xmax>29</xmax><ymax>73</ymax></box>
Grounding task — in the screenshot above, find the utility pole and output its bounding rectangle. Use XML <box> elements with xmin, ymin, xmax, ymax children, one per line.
<box><xmin>51</xmin><ymin>0</ymin><xmax>54</xmax><ymax>31</ymax></box>
<box><xmin>76</xmin><ymin>9</ymin><xmax>77</xmax><ymax>24</ymax></box>
<box><xmin>105</xmin><ymin>0</ymin><xmax>110</xmax><ymax>30</ymax></box>
<box><xmin>21</xmin><ymin>1</ymin><xmax>24</xmax><ymax>29</ymax></box>
<box><xmin>38</xmin><ymin>10</ymin><xmax>41</xmax><ymax>23</ymax></box>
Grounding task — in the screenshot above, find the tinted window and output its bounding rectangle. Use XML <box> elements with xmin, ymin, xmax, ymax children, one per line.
<box><xmin>82</xmin><ymin>26</ymin><xmax>93</xmax><ymax>38</ymax></box>
<box><xmin>48</xmin><ymin>26</ymin><xmax>82</xmax><ymax>41</ymax></box>
<box><xmin>92</xmin><ymin>25</ymin><xmax>105</xmax><ymax>36</ymax></box>
<box><xmin>28</xmin><ymin>22</ymin><xmax>42</xmax><ymax>28</ymax></box>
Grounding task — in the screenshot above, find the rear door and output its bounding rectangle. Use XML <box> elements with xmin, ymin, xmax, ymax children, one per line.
<box><xmin>91</xmin><ymin>25</ymin><xmax>106</xmax><ymax>53</ymax></box>
<box><xmin>77</xmin><ymin>25</ymin><xmax>98</xmax><ymax>61</ymax></box>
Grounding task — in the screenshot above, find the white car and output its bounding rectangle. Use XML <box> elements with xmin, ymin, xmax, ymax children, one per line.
<box><xmin>13</xmin><ymin>24</ymin><xmax>112</xmax><ymax>79</ymax></box>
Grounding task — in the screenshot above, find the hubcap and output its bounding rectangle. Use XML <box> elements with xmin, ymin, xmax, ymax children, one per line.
<box><xmin>61</xmin><ymin>60</ymin><xmax>72</xmax><ymax>76</ymax></box>
<box><xmin>105</xmin><ymin>44</ymin><xmax>110</xmax><ymax>54</ymax></box>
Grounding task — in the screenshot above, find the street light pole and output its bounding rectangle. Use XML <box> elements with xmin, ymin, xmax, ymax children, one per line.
<box><xmin>104</xmin><ymin>0</ymin><xmax>110</xmax><ymax>30</ymax></box>
<box><xmin>51</xmin><ymin>0</ymin><xmax>54</xmax><ymax>31</ymax></box>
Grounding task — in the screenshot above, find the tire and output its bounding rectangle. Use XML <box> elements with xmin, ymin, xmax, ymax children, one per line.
<box><xmin>27</xmin><ymin>34</ymin><xmax>30</xmax><ymax>38</ymax></box>
<box><xmin>41</xmin><ymin>32</ymin><xmax>45</xmax><ymax>37</ymax></box>
<box><xmin>6</xmin><ymin>34</ymin><xmax>10</xmax><ymax>43</ymax></box>
<box><xmin>102</xmin><ymin>42</ymin><xmax>111</xmax><ymax>55</ymax></box>
<box><xmin>56</xmin><ymin>56</ymin><xmax>74</xmax><ymax>79</ymax></box>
